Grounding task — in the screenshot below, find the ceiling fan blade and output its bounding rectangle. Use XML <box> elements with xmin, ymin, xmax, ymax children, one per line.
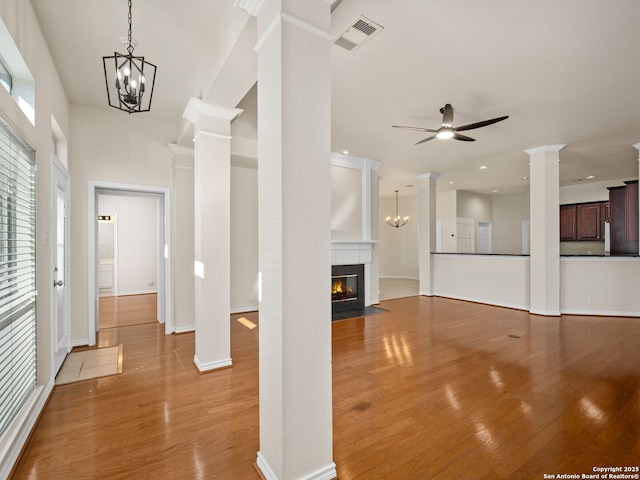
<box><xmin>441</xmin><ymin>103</ymin><xmax>454</xmax><ymax>127</ymax></box>
<box><xmin>392</xmin><ymin>125</ymin><xmax>438</xmax><ymax>133</ymax></box>
<box><xmin>453</xmin><ymin>132</ymin><xmax>475</xmax><ymax>142</ymax></box>
<box><xmin>415</xmin><ymin>135</ymin><xmax>437</xmax><ymax>145</ymax></box>
<box><xmin>454</xmin><ymin>115</ymin><xmax>509</xmax><ymax>132</ymax></box>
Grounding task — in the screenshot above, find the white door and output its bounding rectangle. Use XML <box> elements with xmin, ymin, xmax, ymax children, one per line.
<box><xmin>53</xmin><ymin>161</ymin><xmax>70</xmax><ymax>375</ymax></box>
<box><xmin>477</xmin><ymin>221</ymin><xmax>492</xmax><ymax>254</ymax></box>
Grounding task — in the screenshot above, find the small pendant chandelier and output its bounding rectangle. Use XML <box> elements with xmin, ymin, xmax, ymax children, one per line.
<box><xmin>386</xmin><ymin>190</ymin><xmax>409</xmax><ymax>228</ymax></box>
<box><xmin>102</xmin><ymin>0</ymin><xmax>157</xmax><ymax>114</ymax></box>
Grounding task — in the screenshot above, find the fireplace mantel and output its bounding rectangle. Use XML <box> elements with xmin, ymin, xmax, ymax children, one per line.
<box><xmin>331</xmin><ymin>241</ymin><xmax>376</xmax><ymax>266</ymax></box>
<box><xmin>331</xmin><ymin>241</ymin><xmax>377</xmax><ymax>307</ymax></box>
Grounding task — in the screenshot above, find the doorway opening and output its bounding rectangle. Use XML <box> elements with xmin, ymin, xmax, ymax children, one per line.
<box><xmin>88</xmin><ymin>181</ymin><xmax>172</xmax><ymax>346</ymax></box>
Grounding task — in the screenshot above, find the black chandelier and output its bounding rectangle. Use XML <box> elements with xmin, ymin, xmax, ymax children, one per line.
<box><xmin>102</xmin><ymin>0</ymin><xmax>157</xmax><ymax>114</ymax></box>
<box><xmin>386</xmin><ymin>190</ymin><xmax>409</xmax><ymax>228</ymax></box>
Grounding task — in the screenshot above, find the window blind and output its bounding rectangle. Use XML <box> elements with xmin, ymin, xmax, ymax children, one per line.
<box><xmin>0</xmin><ymin>118</ymin><xmax>36</xmax><ymax>438</ymax></box>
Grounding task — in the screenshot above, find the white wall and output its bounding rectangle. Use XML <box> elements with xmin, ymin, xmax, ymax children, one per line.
<box><xmin>559</xmin><ymin>178</ymin><xmax>629</xmax><ymax>204</ymax></box>
<box><xmin>98</xmin><ymin>194</ymin><xmax>158</xmax><ymax>296</ymax></box>
<box><xmin>171</xmin><ymin>151</ymin><xmax>195</xmax><ymax>332</ymax></box>
<box><xmin>437</xmin><ymin>190</ymin><xmax>457</xmax><ymax>252</ymax></box>
<box><xmin>379</xmin><ymin>194</ymin><xmax>419</xmax><ymax>278</ymax></box>
<box><xmin>560</xmin><ymin>257</ymin><xmax>640</xmax><ymax>315</ymax></box>
<box><xmin>492</xmin><ymin>193</ymin><xmax>530</xmax><ymax>254</ymax></box>
<box><xmin>231</xmin><ymin>165</ymin><xmax>259</xmax><ymax>312</ymax></box>
<box><xmin>0</xmin><ymin>2</ymin><xmax>70</xmax><ymax>476</ymax></box>
<box><xmin>331</xmin><ymin>165</ymin><xmax>362</xmax><ymax>240</ymax></box>
<box><xmin>434</xmin><ymin>254</ymin><xmax>530</xmax><ymax>310</ymax></box>
<box><xmin>457</xmin><ymin>190</ymin><xmax>492</xmax><ymax>221</ymax></box>
<box><xmin>69</xmin><ymin>104</ymin><xmax>176</xmax><ymax>344</ymax></box>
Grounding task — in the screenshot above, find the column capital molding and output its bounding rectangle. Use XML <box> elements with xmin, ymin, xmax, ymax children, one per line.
<box><xmin>633</xmin><ymin>142</ymin><xmax>640</xmax><ymax>152</ymax></box>
<box><xmin>167</xmin><ymin>143</ymin><xmax>194</xmax><ymax>157</ymax></box>
<box><xmin>183</xmin><ymin>97</ymin><xmax>243</xmax><ymax>125</ymax></box>
<box><xmin>331</xmin><ymin>153</ymin><xmax>381</xmax><ymax>171</ymax></box>
<box><xmin>524</xmin><ymin>144</ymin><xmax>566</xmax><ymax>156</ymax></box>
<box><xmin>417</xmin><ymin>172</ymin><xmax>440</xmax><ymax>182</ymax></box>
<box><xmin>234</xmin><ymin>0</ymin><xmax>264</xmax><ymax>16</ymax></box>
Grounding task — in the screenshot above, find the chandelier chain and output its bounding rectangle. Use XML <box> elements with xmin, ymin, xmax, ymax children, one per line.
<box><xmin>127</xmin><ymin>0</ymin><xmax>133</xmax><ymax>55</ymax></box>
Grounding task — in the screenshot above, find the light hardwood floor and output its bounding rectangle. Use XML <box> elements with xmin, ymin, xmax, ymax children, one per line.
<box><xmin>12</xmin><ymin>295</ymin><xmax>640</xmax><ymax>479</ymax></box>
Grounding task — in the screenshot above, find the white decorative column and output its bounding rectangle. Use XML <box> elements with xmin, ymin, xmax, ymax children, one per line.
<box><xmin>168</xmin><ymin>144</ymin><xmax>195</xmax><ymax>333</ymax></box>
<box><xmin>183</xmin><ymin>98</ymin><xmax>242</xmax><ymax>371</ymax></box>
<box><xmin>634</xmin><ymin>143</ymin><xmax>640</xmax><ymax>255</ymax></box>
<box><xmin>417</xmin><ymin>173</ymin><xmax>439</xmax><ymax>296</ymax></box>
<box><xmin>370</xmin><ymin>163</ymin><xmax>381</xmax><ymax>304</ymax></box>
<box><xmin>525</xmin><ymin>144</ymin><xmax>564</xmax><ymax>316</ymax></box>
<box><xmin>238</xmin><ymin>1</ymin><xmax>336</xmax><ymax>479</ymax></box>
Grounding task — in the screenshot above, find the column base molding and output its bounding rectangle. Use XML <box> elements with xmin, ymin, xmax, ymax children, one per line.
<box><xmin>193</xmin><ymin>355</ymin><xmax>232</xmax><ymax>373</ymax></box>
<box><xmin>255</xmin><ymin>452</ymin><xmax>337</xmax><ymax>480</ymax></box>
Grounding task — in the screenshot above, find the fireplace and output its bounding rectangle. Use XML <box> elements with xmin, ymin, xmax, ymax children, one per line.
<box><xmin>331</xmin><ymin>264</ymin><xmax>365</xmax><ymax>314</ymax></box>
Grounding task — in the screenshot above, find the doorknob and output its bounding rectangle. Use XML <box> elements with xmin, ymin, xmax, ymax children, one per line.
<box><xmin>53</xmin><ymin>280</ymin><xmax>64</xmax><ymax>287</ymax></box>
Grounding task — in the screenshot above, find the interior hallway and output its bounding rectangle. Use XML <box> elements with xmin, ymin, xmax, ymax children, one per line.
<box><xmin>12</xmin><ymin>296</ymin><xmax>640</xmax><ymax>479</ymax></box>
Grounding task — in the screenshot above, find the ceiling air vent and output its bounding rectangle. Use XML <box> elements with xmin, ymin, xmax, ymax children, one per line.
<box><xmin>334</xmin><ymin>15</ymin><xmax>383</xmax><ymax>51</ymax></box>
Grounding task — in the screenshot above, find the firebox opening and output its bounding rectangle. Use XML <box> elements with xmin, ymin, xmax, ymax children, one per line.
<box><xmin>332</xmin><ymin>274</ymin><xmax>358</xmax><ymax>302</ymax></box>
<box><xmin>331</xmin><ymin>264</ymin><xmax>365</xmax><ymax>315</ymax></box>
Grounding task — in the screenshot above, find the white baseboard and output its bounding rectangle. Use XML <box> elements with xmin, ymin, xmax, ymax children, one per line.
<box><xmin>529</xmin><ymin>309</ymin><xmax>561</xmax><ymax>316</ymax></box>
<box><xmin>174</xmin><ymin>325</ymin><xmax>195</xmax><ymax>334</ymax></box>
<box><xmin>560</xmin><ymin>309</ymin><xmax>640</xmax><ymax>317</ymax></box>
<box><xmin>193</xmin><ymin>355</ymin><xmax>232</xmax><ymax>373</ymax></box>
<box><xmin>255</xmin><ymin>453</ymin><xmax>336</xmax><ymax>480</ymax></box>
<box><xmin>72</xmin><ymin>339</ymin><xmax>89</xmax><ymax>348</ymax></box>
<box><xmin>256</xmin><ymin>452</ymin><xmax>278</xmax><ymax>480</ymax></box>
<box><xmin>231</xmin><ymin>305</ymin><xmax>259</xmax><ymax>314</ymax></box>
<box><xmin>433</xmin><ymin>292</ymin><xmax>529</xmax><ymax>312</ymax></box>
<box><xmin>117</xmin><ymin>289</ymin><xmax>157</xmax><ymax>297</ymax></box>
<box><xmin>379</xmin><ymin>275</ymin><xmax>419</xmax><ymax>280</ymax></box>
<box><xmin>0</xmin><ymin>380</ymin><xmax>54</xmax><ymax>479</ymax></box>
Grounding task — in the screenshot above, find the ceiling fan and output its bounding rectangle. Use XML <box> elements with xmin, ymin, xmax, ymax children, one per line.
<box><xmin>392</xmin><ymin>104</ymin><xmax>509</xmax><ymax>145</ymax></box>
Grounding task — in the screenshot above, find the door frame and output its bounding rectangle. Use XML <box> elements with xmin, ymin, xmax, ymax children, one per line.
<box><xmin>51</xmin><ymin>156</ymin><xmax>71</xmax><ymax>375</ymax></box>
<box><xmin>87</xmin><ymin>181</ymin><xmax>172</xmax><ymax>346</ymax></box>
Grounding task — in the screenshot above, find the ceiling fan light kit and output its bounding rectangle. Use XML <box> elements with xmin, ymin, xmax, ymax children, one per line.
<box><xmin>393</xmin><ymin>103</ymin><xmax>508</xmax><ymax>144</ymax></box>
<box><xmin>102</xmin><ymin>0</ymin><xmax>157</xmax><ymax>114</ymax></box>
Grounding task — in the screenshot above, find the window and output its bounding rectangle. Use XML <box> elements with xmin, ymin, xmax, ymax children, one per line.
<box><xmin>0</xmin><ymin>118</ymin><xmax>36</xmax><ymax>437</ymax></box>
<box><xmin>0</xmin><ymin>56</ymin><xmax>10</xmax><ymax>94</ymax></box>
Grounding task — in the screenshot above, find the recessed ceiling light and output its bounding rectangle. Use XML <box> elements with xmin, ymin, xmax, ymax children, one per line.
<box><xmin>479</xmin><ymin>165</ymin><xmax>488</xmax><ymax>170</ymax></box>
<box><xmin>449</xmin><ymin>181</ymin><xmax>454</xmax><ymax>184</ymax></box>
<box><xmin>492</xmin><ymin>189</ymin><xmax>499</xmax><ymax>193</ymax></box>
<box><xmin>586</xmin><ymin>175</ymin><xmax>596</xmax><ymax>179</ymax></box>
<box><xmin>521</xmin><ymin>176</ymin><xmax>529</xmax><ymax>180</ymax></box>
<box><xmin>342</xmin><ymin>149</ymin><xmax>350</xmax><ymax>155</ymax></box>
<box><xmin>405</xmin><ymin>184</ymin><xmax>414</xmax><ymax>188</ymax></box>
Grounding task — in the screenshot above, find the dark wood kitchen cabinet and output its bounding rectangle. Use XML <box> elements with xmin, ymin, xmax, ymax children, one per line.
<box><xmin>560</xmin><ymin>201</ymin><xmax>608</xmax><ymax>241</ymax></box>
<box><xmin>576</xmin><ymin>202</ymin><xmax>605</xmax><ymax>240</ymax></box>
<box><xmin>625</xmin><ymin>181</ymin><xmax>638</xmax><ymax>241</ymax></box>
<box><xmin>608</xmin><ymin>181</ymin><xmax>638</xmax><ymax>254</ymax></box>
<box><xmin>560</xmin><ymin>204</ymin><xmax>577</xmax><ymax>240</ymax></box>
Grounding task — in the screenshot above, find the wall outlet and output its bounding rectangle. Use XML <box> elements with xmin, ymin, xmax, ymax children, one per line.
<box><xmin>243</xmin><ymin>294</ymin><xmax>249</xmax><ymax>302</ymax></box>
<box><xmin>148</xmin><ymin>280</ymin><xmax>154</xmax><ymax>286</ymax></box>
<box><xmin>587</xmin><ymin>296</ymin><xmax>594</xmax><ymax>304</ymax></box>
<box><xmin>490</xmin><ymin>288</ymin><xmax>496</xmax><ymax>297</ymax></box>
